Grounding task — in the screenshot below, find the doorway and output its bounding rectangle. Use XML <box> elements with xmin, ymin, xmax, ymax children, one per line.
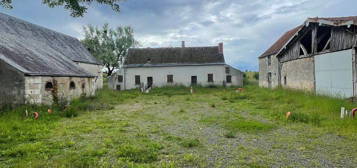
<box><xmin>147</xmin><ymin>77</ymin><xmax>153</xmax><ymax>88</ymax></box>
<box><xmin>191</xmin><ymin>76</ymin><xmax>197</xmax><ymax>85</ymax></box>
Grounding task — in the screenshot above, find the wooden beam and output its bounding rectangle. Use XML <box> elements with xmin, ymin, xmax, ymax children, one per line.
<box><xmin>322</xmin><ymin>37</ymin><xmax>331</xmax><ymax>51</ymax></box>
<box><xmin>300</xmin><ymin>44</ymin><xmax>308</xmax><ymax>57</ymax></box>
<box><xmin>312</xmin><ymin>25</ymin><xmax>318</xmax><ymax>54</ymax></box>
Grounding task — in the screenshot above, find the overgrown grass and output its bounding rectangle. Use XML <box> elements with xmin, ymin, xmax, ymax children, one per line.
<box><xmin>1</xmin><ymin>83</ymin><xmax>357</xmax><ymax>167</ymax></box>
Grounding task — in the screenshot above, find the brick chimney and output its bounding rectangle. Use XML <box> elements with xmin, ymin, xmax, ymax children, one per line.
<box><xmin>218</xmin><ymin>42</ymin><xmax>224</xmax><ymax>54</ymax></box>
<box><xmin>182</xmin><ymin>41</ymin><xmax>185</xmax><ymax>48</ymax></box>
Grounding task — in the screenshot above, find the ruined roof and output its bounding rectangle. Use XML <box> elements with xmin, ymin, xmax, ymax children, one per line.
<box><xmin>307</xmin><ymin>16</ymin><xmax>357</xmax><ymax>26</ymax></box>
<box><xmin>259</xmin><ymin>26</ymin><xmax>302</xmax><ymax>58</ymax></box>
<box><xmin>260</xmin><ymin>16</ymin><xmax>357</xmax><ymax>59</ymax></box>
<box><xmin>0</xmin><ymin>13</ymin><xmax>99</xmax><ymax>77</ymax></box>
<box><xmin>125</xmin><ymin>46</ymin><xmax>225</xmax><ymax>67</ymax></box>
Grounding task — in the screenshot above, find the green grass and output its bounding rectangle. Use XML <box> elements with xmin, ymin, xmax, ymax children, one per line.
<box><xmin>1</xmin><ymin>84</ymin><xmax>357</xmax><ymax>167</ymax></box>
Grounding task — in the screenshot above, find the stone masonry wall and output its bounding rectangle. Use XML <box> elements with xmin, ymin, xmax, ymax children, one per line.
<box><xmin>280</xmin><ymin>57</ymin><xmax>315</xmax><ymax>91</ymax></box>
<box><xmin>25</xmin><ymin>76</ymin><xmax>96</xmax><ymax>105</ymax></box>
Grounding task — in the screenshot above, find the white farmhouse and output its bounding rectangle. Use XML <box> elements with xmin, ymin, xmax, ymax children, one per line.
<box><xmin>109</xmin><ymin>42</ymin><xmax>243</xmax><ymax>90</ymax></box>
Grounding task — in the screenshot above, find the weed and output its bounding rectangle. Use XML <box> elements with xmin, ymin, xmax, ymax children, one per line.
<box><xmin>180</xmin><ymin>138</ymin><xmax>200</xmax><ymax>148</ymax></box>
<box><xmin>224</xmin><ymin>131</ymin><xmax>236</xmax><ymax>138</ymax></box>
<box><xmin>117</xmin><ymin>142</ymin><xmax>162</xmax><ymax>163</ymax></box>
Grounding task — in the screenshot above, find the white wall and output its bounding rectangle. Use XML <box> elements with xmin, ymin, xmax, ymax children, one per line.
<box><xmin>315</xmin><ymin>49</ymin><xmax>353</xmax><ymax>98</ymax></box>
<box><xmin>76</xmin><ymin>62</ymin><xmax>104</xmax><ymax>89</ymax></box>
<box><xmin>113</xmin><ymin>65</ymin><xmax>243</xmax><ymax>90</ymax></box>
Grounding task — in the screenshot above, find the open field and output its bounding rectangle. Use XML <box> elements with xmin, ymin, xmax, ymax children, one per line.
<box><xmin>1</xmin><ymin>85</ymin><xmax>357</xmax><ymax>167</ymax></box>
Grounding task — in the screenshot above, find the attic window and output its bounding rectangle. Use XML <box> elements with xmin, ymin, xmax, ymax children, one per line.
<box><xmin>70</xmin><ymin>81</ymin><xmax>76</xmax><ymax>90</ymax></box>
<box><xmin>45</xmin><ymin>82</ymin><xmax>53</xmax><ymax>91</ymax></box>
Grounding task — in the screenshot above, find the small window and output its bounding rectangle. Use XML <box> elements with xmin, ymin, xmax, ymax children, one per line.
<box><xmin>267</xmin><ymin>56</ymin><xmax>271</xmax><ymax>66</ymax></box>
<box><xmin>147</xmin><ymin>58</ymin><xmax>151</xmax><ymax>63</ymax></box>
<box><xmin>208</xmin><ymin>74</ymin><xmax>214</xmax><ymax>82</ymax></box>
<box><xmin>284</xmin><ymin>76</ymin><xmax>287</xmax><ymax>85</ymax></box>
<box><xmin>135</xmin><ymin>75</ymin><xmax>140</xmax><ymax>85</ymax></box>
<box><xmin>118</xmin><ymin>75</ymin><xmax>123</xmax><ymax>83</ymax></box>
<box><xmin>116</xmin><ymin>85</ymin><xmax>121</xmax><ymax>90</ymax></box>
<box><xmin>167</xmin><ymin>75</ymin><xmax>173</xmax><ymax>83</ymax></box>
<box><xmin>226</xmin><ymin>75</ymin><xmax>232</xmax><ymax>83</ymax></box>
<box><xmin>225</xmin><ymin>67</ymin><xmax>230</xmax><ymax>74</ymax></box>
<box><xmin>69</xmin><ymin>81</ymin><xmax>76</xmax><ymax>89</ymax></box>
<box><xmin>45</xmin><ymin>82</ymin><xmax>53</xmax><ymax>91</ymax></box>
<box><xmin>82</xmin><ymin>83</ymin><xmax>85</xmax><ymax>89</ymax></box>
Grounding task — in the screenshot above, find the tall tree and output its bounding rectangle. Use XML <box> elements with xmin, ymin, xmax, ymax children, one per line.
<box><xmin>82</xmin><ymin>24</ymin><xmax>138</xmax><ymax>76</ymax></box>
<box><xmin>0</xmin><ymin>0</ymin><xmax>123</xmax><ymax>17</ymax></box>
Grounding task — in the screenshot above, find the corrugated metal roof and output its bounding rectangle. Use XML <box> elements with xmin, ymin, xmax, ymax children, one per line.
<box><xmin>259</xmin><ymin>26</ymin><xmax>302</xmax><ymax>58</ymax></box>
<box><xmin>125</xmin><ymin>46</ymin><xmax>225</xmax><ymax>65</ymax></box>
<box><xmin>0</xmin><ymin>13</ymin><xmax>99</xmax><ymax>77</ymax></box>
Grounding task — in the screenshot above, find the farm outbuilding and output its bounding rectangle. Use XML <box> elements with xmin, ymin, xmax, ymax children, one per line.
<box><xmin>109</xmin><ymin>42</ymin><xmax>243</xmax><ymax>90</ymax></box>
<box><xmin>259</xmin><ymin>16</ymin><xmax>357</xmax><ymax>98</ymax></box>
<box><xmin>0</xmin><ymin>13</ymin><xmax>103</xmax><ymax>106</ymax></box>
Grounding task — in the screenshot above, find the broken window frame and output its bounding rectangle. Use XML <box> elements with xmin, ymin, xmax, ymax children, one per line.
<box><xmin>226</xmin><ymin>75</ymin><xmax>232</xmax><ymax>83</ymax></box>
<box><xmin>208</xmin><ymin>74</ymin><xmax>214</xmax><ymax>83</ymax></box>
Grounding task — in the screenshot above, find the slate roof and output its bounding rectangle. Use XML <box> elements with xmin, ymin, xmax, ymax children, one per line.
<box><xmin>0</xmin><ymin>13</ymin><xmax>99</xmax><ymax>77</ymax></box>
<box><xmin>259</xmin><ymin>26</ymin><xmax>302</xmax><ymax>58</ymax></box>
<box><xmin>125</xmin><ymin>46</ymin><xmax>225</xmax><ymax>67</ymax></box>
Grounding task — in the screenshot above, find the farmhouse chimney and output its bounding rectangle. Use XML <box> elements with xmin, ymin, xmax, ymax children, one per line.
<box><xmin>182</xmin><ymin>41</ymin><xmax>185</xmax><ymax>48</ymax></box>
<box><xmin>218</xmin><ymin>42</ymin><xmax>224</xmax><ymax>54</ymax></box>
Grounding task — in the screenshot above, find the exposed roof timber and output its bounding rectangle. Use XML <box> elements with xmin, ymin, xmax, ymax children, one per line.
<box><xmin>307</xmin><ymin>19</ymin><xmax>354</xmax><ymax>27</ymax></box>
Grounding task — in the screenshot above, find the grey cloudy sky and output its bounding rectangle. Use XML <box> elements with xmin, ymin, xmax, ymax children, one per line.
<box><xmin>1</xmin><ymin>0</ymin><xmax>356</xmax><ymax>70</ymax></box>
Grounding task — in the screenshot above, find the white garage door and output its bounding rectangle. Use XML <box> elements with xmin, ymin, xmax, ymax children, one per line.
<box><xmin>315</xmin><ymin>49</ymin><xmax>353</xmax><ymax>98</ymax></box>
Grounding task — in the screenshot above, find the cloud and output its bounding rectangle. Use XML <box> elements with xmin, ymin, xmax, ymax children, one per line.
<box><xmin>1</xmin><ymin>0</ymin><xmax>356</xmax><ymax>70</ymax></box>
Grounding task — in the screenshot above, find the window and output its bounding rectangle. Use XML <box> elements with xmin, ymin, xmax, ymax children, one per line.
<box><xmin>208</xmin><ymin>74</ymin><xmax>214</xmax><ymax>82</ymax></box>
<box><xmin>284</xmin><ymin>76</ymin><xmax>287</xmax><ymax>85</ymax></box>
<box><xmin>116</xmin><ymin>85</ymin><xmax>121</xmax><ymax>90</ymax></box>
<box><xmin>226</xmin><ymin>75</ymin><xmax>232</xmax><ymax>83</ymax></box>
<box><xmin>82</xmin><ymin>83</ymin><xmax>86</xmax><ymax>89</ymax></box>
<box><xmin>225</xmin><ymin>67</ymin><xmax>230</xmax><ymax>74</ymax></box>
<box><xmin>69</xmin><ymin>81</ymin><xmax>76</xmax><ymax>89</ymax></box>
<box><xmin>135</xmin><ymin>75</ymin><xmax>140</xmax><ymax>85</ymax></box>
<box><xmin>118</xmin><ymin>75</ymin><xmax>123</xmax><ymax>83</ymax></box>
<box><xmin>167</xmin><ymin>75</ymin><xmax>173</xmax><ymax>83</ymax></box>
<box><xmin>45</xmin><ymin>82</ymin><xmax>53</xmax><ymax>91</ymax></box>
<box><xmin>267</xmin><ymin>55</ymin><xmax>271</xmax><ymax>66</ymax></box>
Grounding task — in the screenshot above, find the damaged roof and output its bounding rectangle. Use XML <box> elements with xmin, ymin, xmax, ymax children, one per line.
<box><xmin>125</xmin><ymin>46</ymin><xmax>225</xmax><ymax>67</ymax></box>
<box><xmin>260</xmin><ymin>16</ymin><xmax>357</xmax><ymax>59</ymax></box>
<box><xmin>259</xmin><ymin>26</ymin><xmax>302</xmax><ymax>58</ymax></box>
<box><xmin>0</xmin><ymin>13</ymin><xmax>99</xmax><ymax>77</ymax></box>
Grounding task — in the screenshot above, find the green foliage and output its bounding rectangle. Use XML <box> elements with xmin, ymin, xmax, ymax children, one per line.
<box><xmin>82</xmin><ymin>24</ymin><xmax>138</xmax><ymax>75</ymax></box>
<box><xmin>1</xmin><ymin>0</ymin><xmax>123</xmax><ymax>17</ymax></box>
<box><xmin>254</xmin><ymin>72</ymin><xmax>259</xmax><ymax>80</ymax></box>
<box><xmin>117</xmin><ymin>142</ymin><xmax>163</xmax><ymax>163</ymax></box>
<box><xmin>180</xmin><ymin>138</ymin><xmax>200</xmax><ymax>148</ymax></box>
<box><xmin>224</xmin><ymin>131</ymin><xmax>236</xmax><ymax>138</ymax></box>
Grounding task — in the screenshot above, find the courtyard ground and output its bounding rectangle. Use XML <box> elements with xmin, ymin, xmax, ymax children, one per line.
<box><xmin>1</xmin><ymin>85</ymin><xmax>357</xmax><ymax>167</ymax></box>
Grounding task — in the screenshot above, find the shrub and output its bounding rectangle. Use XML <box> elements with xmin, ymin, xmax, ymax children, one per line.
<box><xmin>253</xmin><ymin>72</ymin><xmax>259</xmax><ymax>80</ymax></box>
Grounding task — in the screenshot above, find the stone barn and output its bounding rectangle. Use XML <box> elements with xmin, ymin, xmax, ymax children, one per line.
<box><xmin>259</xmin><ymin>16</ymin><xmax>357</xmax><ymax>98</ymax></box>
<box><xmin>109</xmin><ymin>42</ymin><xmax>243</xmax><ymax>90</ymax></box>
<box><xmin>0</xmin><ymin>13</ymin><xmax>103</xmax><ymax>106</ymax></box>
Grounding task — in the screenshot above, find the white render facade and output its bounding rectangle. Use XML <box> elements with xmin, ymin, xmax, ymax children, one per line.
<box><xmin>111</xmin><ymin>64</ymin><xmax>243</xmax><ymax>90</ymax></box>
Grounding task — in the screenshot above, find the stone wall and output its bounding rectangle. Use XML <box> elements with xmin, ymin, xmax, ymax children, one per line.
<box><xmin>280</xmin><ymin>57</ymin><xmax>315</xmax><ymax>91</ymax></box>
<box><xmin>259</xmin><ymin>55</ymin><xmax>279</xmax><ymax>88</ymax></box>
<box><xmin>25</xmin><ymin>76</ymin><xmax>96</xmax><ymax>105</ymax></box>
<box><xmin>0</xmin><ymin>60</ymin><xmax>25</xmax><ymax>106</ymax></box>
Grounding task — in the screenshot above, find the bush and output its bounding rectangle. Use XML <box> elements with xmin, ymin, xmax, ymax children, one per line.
<box><xmin>254</xmin><ymin>72</ymin><xmax>259</xmax><ymax>80</ymax></box>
